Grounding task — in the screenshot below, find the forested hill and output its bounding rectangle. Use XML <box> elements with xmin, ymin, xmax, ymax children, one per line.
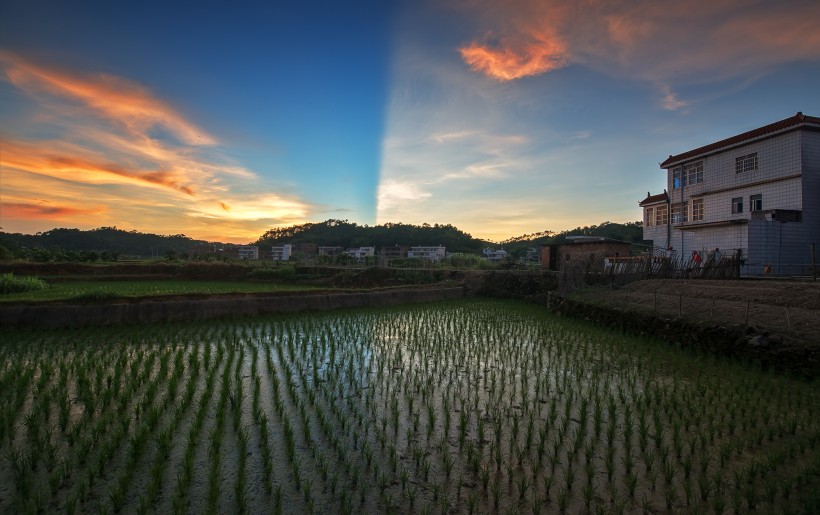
<box><xmin>0</xmin><ymin>220</ymin><xmax>644</xmax><ymax>260</ymax></box>
<box><xmin>255</xmin><ymin>220</ymin><xmax>490</xmax><ymax>254</ymax></box>
<box><xmin>501</xmin><ymin>221</ymin><xmax>645</xmax><ymax>255</ymax></box>
<box><xmin>0</xmin><ymin>227</ymin><xmax>222</xmax><ymax>259</ymax></box>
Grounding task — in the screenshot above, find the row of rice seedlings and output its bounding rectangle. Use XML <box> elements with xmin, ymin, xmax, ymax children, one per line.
<box><xmin>255</xmin><ymin>300</ymin><xmax>819</xmax><ymax>513</ymax></box>
<box><xmin>170</xmin><ymin>341</ymin><xmax>222</xmax><ymax>514</ymax></box>
<box><xmin>1</xmin><ymin>299</ymin><xmax>818</xmax><ymax>513</ymax></box>
<box><xmin>137</xmin><ymin>345</ymin><xmax>201</xmax><ymax>513</ymax></box>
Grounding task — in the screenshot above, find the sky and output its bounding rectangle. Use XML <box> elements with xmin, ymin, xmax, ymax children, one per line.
<box><xmin>1</xmin><ymin>0</ymin><xmax>819</xmax><ymax>244</ymax></box>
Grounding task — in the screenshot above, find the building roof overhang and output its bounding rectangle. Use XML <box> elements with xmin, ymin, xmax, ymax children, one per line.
<box><xmin>660</xmin><ymin>112</ymin><xmax>820</xmax><ymax>169</ymax></box>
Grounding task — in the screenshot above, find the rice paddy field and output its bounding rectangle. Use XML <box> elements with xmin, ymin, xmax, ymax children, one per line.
<box><xmin>1</xmin><ymin>299</ymin><xmax>818</xmax><ymax>514</ymax></box>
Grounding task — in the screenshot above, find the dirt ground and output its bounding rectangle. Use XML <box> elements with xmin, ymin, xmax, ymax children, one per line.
<box><xmin>574</xmin><ymin>278</ymin><xmax>820</xmax><ymax>345</ymax></box>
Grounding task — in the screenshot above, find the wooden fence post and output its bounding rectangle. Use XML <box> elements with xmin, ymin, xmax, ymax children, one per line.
<box><xmin>785</xmin><ymin>303</ymin><xmax>791</xmax><ymax>330</ymax></box>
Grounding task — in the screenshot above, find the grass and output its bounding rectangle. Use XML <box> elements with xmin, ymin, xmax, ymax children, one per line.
<box><xmin>0</xmin><ymin>273</ymin><xmax>49</xmax><ymax>294</ymax></box>
<box><xmin>0</xmin><ymin>279</ymin><xmax>321</xmax><ymax>303</ymax></box>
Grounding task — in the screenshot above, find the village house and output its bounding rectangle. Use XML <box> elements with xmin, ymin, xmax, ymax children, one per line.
<box><xmin>270</xmin><ymin>244</ymin><xmax>292</xmax><ymax>261</ymax></box>
<box><xmin>482</xmin><ymin>247</ymin><xmax>508</xmax><ymax>262</ymax></box>
<box><xmin>342</xmin><ymin>246</ymin><xmax>376</xmax><ymax>261</ymax></box>
<box><xmin>407</xmin><ymin>245</ymin><xmax>446</xmax><ymax>262</ymax></box>
<box><xmin>237</xmin><ymin>245</ymin><xmax>259</xmax><ymax>260</ymax></box>
<box><xmin>317</xmin><ymin>246</ymin><xmax>344</xmax><ymax>256</ymax></box>
<box><xmin>540</xmin><ymin>237</ymin><xmax>631</xmax><ymax>271</ymax></box>
<box><xmin>640</xmin><ymin>112</ymin><xmax>820</xmax><ymax>276</ymax></box>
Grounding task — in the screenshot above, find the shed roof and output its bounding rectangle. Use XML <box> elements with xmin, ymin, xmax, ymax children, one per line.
<box><xmin>639</xmin><ymin>191</ymin><xmax>668</xmax><ymax>206</ymax></box>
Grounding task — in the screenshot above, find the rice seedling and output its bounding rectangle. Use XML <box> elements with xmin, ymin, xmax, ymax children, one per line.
<box><xmin>0</xmin><ymin>299</ymin><xmax>817</xmax><ymax>514</ymax></box>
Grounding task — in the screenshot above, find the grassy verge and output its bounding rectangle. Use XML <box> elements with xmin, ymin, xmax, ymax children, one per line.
<box><xmin>0</xmin><ymin>280</ymin><xmax>322</xmax><ymax>303</ymax></box>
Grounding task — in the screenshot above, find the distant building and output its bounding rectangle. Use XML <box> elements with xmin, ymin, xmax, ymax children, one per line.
<box><xmin>482</xmin><ymin>247</ymin><xmax>508</xmax><ymax>262</ymax></box>
<box><xmin>641</xmin><ymin>112</ymin><xmax>820</xmax><ymax>275</ymax></box>
<box><xmin>271</xmin><ymin>244</ymin><xmax>292</xmax><ymax>261</ymax></box>
<box><xmin>524</xmin><ymin>248</ymin><xmax>540</xmax><ymax>263</ymax></box>
<box><xmin>407</xmin><ymin>245</ymin><xmax>446</xmax><ymax>262</ymax></box>
<box><xmin>379</xmin><ymin>245</ymin><xmax>408</xmax><ymax>260</ymax></box>
<box><xmin>343</xmin><ymin>247</ymin><xmax>375</xmax><ymax>260</ymax></box>
<box><xmin>540</xmin><ymin>237</ymin><xmax>631</xmax><ymax>271</ymax></box>
<box><xmin>237</xmin><ymin>246</ymin><xmax>259</xmax><ymax>260</ymax></box>
<box><xmin>291</xmin><ymin>243</ymin><xmax>318</xmax><ymax>257</ymax></box>
<box><xmin>318</xmin><ymin>246</ymin><xmax>344</xmax><ymax>256</ymax></box>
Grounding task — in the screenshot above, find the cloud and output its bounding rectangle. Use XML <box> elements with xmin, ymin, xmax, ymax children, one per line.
<box><xmin>460</xmin><ymin>35</ymin><xmax>567</xmax><ymax>81</ymax></box>
<box><xmin>457</xmin><ymin>0</ymin><xmax>820</xmax><ymax>105</ymax></box>
<box><xmin>377</xmin><ymin>179</ymin><xmax>432</xmax><ymax>212</ymax></box>
<box><xmin>1</xmin><ymin>201</ymin><xmax>106</xmax><ymax>220</ymax></box>
<box><xmin>0</xmin><ymin>50</ymin><xmax>214</xmax><ymax>145</ymax></box>
<box><xmin>658</xmin><ymin>84</ymin><xmax>689</xmax><ymax>111</ymax></box>
<box><xmin>0</xmin><ymin>139</ymin><xmax>197</xmax><ymax>196</ymax></box>
<box><xmin>0</xmin><ymin>51</ymin><xmax>314</xmax><ymax>242</ymax></box>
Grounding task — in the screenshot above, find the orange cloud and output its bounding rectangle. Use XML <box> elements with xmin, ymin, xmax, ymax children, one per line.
<box><xmin>0</xmin><ymin>52</ymin><xmax>314</xmax><ymax>242</ymax></box>
<box><xmin>460</xmin><ymin>36</ymin><xmax>566</xmax><ymax>81</ymax></box>
<box><xmin>457</xmin><ymin>1</ymin><xmax>820</xmax><ymax>104</ymax></box>
<box><xmin>2</xmin><ymin>202</ymin><xmax>106</xmax><ymax>220</ymax></box>
<box><xmin>0</xmin><ymin>50</ymin><xmax>214</xmax><ymax>145</ymax></box>
<box><xmin>1</xmin><ymin>139</ymin><xmax>196</xmax><ymax>196</ymax></box>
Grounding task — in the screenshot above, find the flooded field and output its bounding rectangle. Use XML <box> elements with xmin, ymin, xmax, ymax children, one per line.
<box><xmin>1</xmin><ymin>299</ymin><xmax>818</xmax><ymax>513</ymax></box>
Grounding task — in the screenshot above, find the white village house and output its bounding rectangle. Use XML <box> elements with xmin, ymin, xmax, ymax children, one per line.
<box><xmin>270</xmin><ymin>244</ymin><xmax>292</xmax><ymax>261</ymax></box>
<box><xmin>407</xmin><ymin>245</ymin><xmax>446</xmax><ymax>262</ymax></box>
<box><xmin>640</xmin><ymin>112</ymin><xmax>820</xmax><ymax>276</ymax></box>
<box><xmin>342</xmin><ymin>246</ymin><xmax>376</xmax><ymax>260</ymax></box>
<box><xmin>482</xmin><ymin>247</ymin><xmax>508</xmax><ymax>262</ymax></box>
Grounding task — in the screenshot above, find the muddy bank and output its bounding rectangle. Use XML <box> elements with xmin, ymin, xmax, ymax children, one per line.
<box><xmin>0</xmin><ymin>286</ymin><xmax>464</xmax><ymax>328</ymax></box>
<box><xmin>462</xmin><ymin>269</ymin><xmax>559</xmax><ymax>300</ymax></box>
<box><xmin>548</xmin><ymin>294</ymin><xmax>820</xmax><ymax>379</ymax></box>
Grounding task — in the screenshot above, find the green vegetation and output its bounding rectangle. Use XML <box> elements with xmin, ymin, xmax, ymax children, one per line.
<box><xmin>0</xmin><ymin>300</ymin><xmax>817</xmax><ymax>513</ymax></box>
<box><xmin>0</xmin><ymin>273</ymin><xmax>49</xmax><ymax>294</ymax></box>
<box><xmin>501</xmin><ymin>220</ymin><xmax>647</xmax><ymax>257</ymax></box>
<box><xmin>0</xmin><ymin>280</ymin><xmax>319</xmax><ymax>303</ymax></box>
<box><xmin>0</xmin><ymin>227</ymin><xmax>228</xmax><ymax>260</ymax></box>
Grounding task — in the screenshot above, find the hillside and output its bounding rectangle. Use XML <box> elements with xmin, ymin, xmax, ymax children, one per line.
<box><xmin>0</xmin><ymin>227</ymin><xmax>227</xmax><ymax>260</ymax></box>
<box><xmin>0</xmin><ymin>220</ymin><xmax>645</xmax><ymax>261</ymax></box>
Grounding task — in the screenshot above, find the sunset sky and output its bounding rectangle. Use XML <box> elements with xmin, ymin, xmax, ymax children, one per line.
<box><xmin>2</xmin><ymin>1</ymin><xmax>819</xmax><ymax>243</ymax></box>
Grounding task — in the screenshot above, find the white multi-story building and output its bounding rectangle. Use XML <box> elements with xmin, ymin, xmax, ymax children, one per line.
<box><xmin>270</xmin><ymin>244</ymin><xmax>292</xmax><ymax>261</ymax></box>
<box><xmin>640</xmin><ymin>112</ymin><xmax>820</xmax><ymax>275</ymax></box>
<box><xmin>407</xmin><ymin>245</ymin><xmax>446</xmax><ymax>262</ymax></box>
<box><xmin>482</xmin><ymin>247</ymin><xmax>508</xmax><ymax>262</ymax></box>
<box><xmin>342</xmin><ymin>246</ymin><xmax>375</xmax><ymax>260</ymax></box>
<box><xmin>237</xmin><ymin>245</ymin><xmax>259</xmax><ymax>260</ymax></box>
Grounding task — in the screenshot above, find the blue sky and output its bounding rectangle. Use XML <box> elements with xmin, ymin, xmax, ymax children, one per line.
<box><xmin>1</xmin><ymin>0</ymin><xmax>819</xmax><ymax>243</ymax></box>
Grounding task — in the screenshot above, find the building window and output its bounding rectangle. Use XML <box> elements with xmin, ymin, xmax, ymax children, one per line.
<box><xmin>645</xmin><ymin>207</ymin><xmax>654</xmax><ymax>227</ymax></box>
<box><xmin>671</xmin><ymin>202</ymin><xmax>688</xmax><ymax>224</ymax></box>
<box><xmin>655</xmin><ymin>205</ymin><xmax>668</xmax><ymax>225</ymax></box>
<box><xmin>731</xmin><ymin>197</ymin><xmax>743</xmax><ymax>214</ymax></box>
<box><xmin>691</xmin><ymin>199</ymin><xmax>704</xmax><ymax>221</ymax></box>
<box><xmin>735</xmin><ymin>153</ymin><xmax>758</xmax><ymax>173</ymax></box>
<box><xmin>671</xmin><ymin>161</ymin><xmax>704</xmax><ymax>188</ymax></box>
<box><xmin>750</xmin><ymin>194</ymin><xmax>763</xmax><ymax>212</ymax></box>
